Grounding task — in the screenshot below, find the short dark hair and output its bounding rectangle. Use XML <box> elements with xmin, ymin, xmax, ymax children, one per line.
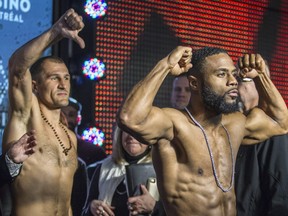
<box><xmin>188</xmin><ymin>47</ymin><xmax>227</xmax><ymax>76</ymax></box>
<box><xmin>30</xmin><ymin>56</ymin><xmax>65</xmax><ymax>80</ymax></box>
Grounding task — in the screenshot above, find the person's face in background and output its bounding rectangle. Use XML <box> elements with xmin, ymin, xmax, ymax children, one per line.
<box><xmin>61</xmin><ymin>105</ymin><xmax>78</xmax><ymax>131</ymax></box>
<box><xmin>171</xmin><ymin>76</ymin><xmax>191</xmax><ymax>109</ymax></box>
<box><xmin>121</xmin><ymin>131</ymin><xmax>149</xmax><ymax>157</ymax></box>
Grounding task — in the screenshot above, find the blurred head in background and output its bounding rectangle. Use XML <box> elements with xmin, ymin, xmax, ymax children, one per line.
<box><xmin>61</xmin><ymin>97</ymin><xmax>82</xmax><ymax>132</ymax></box>
<box><xmin>170</xmin><ymin>74</ymin><xmax>191</xmax><ymax>109</ymax></box>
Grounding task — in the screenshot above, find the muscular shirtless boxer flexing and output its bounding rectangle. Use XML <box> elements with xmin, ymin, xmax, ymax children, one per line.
<box><xmin>117</xmin><ymin>46</ymin><xmax>288</xmax><ymax>216</ymax></box>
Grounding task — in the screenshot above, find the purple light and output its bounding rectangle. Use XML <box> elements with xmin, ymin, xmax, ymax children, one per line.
<box><xmin>82</xmin><ymin>58</ymin><xmax>106</xmax><ymax>81</ymax></box>
<box><xmin>81</xmin><ymin>126</ymin><xmax>105</xmax><ymax>146</ymax></box>
<box><xmin>84</xmin><ymin>0</ymin><xmax>107</xmax><ymax>19</ymax></box>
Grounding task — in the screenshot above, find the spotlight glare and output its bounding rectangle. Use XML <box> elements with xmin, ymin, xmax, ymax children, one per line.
<box><xmin>82</xmin><ymin>58</ymin><xmax>106</xmax><ymax>81</ymax></box>
<box><xmin>81</xmin><ymin>126</ymin><xmax>105</xmax><ymax>146</ymax></box>
<box><xmin>84</xmin><ymin>0</ymin><xmax>107</xmax><ymax>19</ymax></box>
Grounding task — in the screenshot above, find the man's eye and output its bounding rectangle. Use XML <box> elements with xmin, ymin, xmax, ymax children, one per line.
<box><xmin>218</xmin><ymin>73</ymin><xmax>225</xmax><ymax>77</ymax></box>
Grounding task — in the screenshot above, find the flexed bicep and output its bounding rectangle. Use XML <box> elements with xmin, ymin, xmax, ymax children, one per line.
<box><xmin>243</xmin><ymin>108</ymin><xmax>285</xmax><ymax>145</ymax></box>
<box><xmin>142</xmin><ymin>107</ymin><xmax>174</xmax><ymax>144</ymax></box>
<box><xmin>119</xmin><ymin>107</ymin><xmax>174</xmax><ymax>145</ymax></box>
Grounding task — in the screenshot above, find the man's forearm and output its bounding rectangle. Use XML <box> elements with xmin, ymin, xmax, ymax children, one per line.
<box><xmin>9</xmin><ymin>28</ymin><xmax>61</xmax><ymax>76</ymax></box>
<box><xmin>119</xmin><ymin>58</ymin><xmax>171</xmax><ymax>126</ymax></box>
<box><xmin>255</xmin><ymin>72</ymin><xmax>288</xmax><ymax>130</ymax></box>
<box><xmin>5</xmin><ymin>152</ymin><xmax>22</xmax><ymax>178</ymax></box>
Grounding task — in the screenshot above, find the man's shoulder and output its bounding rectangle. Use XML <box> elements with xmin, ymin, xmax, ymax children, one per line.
<box><xmin>223</xmin><ymin>111</ymin><xmax>246</xmax><ymax>124</ymax></box>
<box><xmin>162</xmin><ymin>107</ymin><xmax>188</xmax><ymax>118</ymax></box>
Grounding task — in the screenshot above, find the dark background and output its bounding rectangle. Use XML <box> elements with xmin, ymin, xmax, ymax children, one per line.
<box><xmin>53</xmin><ymin>0</ymin><xmax>288</xmax><ymax>153</ymax></box>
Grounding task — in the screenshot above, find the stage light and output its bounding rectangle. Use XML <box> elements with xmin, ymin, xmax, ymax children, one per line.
<box><xmin>84</xmin><ymin>0</ymin><xmax>107</xmax><ymax>19</ymax></box>
<box><xmin>81</xmin><ymin>126</ymin><xmax>105</xmax><ymax>146</ymax></box>
<box><xmin>82</xmin><ymin>57</ymin><xmax>106</xmax><ymax>81</ymax></box>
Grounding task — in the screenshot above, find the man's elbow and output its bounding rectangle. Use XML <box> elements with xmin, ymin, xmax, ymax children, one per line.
<box><xmin>278</xmin><ymin>113</ymin><xmax>288</xmax><ymax>134</ymax></box>
<box><xmin>116</xmin><ymin>110</ymin><xmax>133</xmax><ymax>129</ymax></box>
<box><xmin>281</xmin><ymin>122</ymin><xmax>288</xmax><ymax>134</ymax></box>
<box><xmin>116</xmin><ymin>109</ymin><xmax>144</xmax><ymax>133</ymax></box>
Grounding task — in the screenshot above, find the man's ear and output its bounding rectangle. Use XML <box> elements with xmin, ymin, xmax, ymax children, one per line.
<box><xmin>188</xmin><ymin>75</ymin><xmax>198</xmax><ymax>90</ymax></box>
<box><xmin>32</xmin><ymin>80</ymin><xmax>38</xmax><ymax>94</ymax></box>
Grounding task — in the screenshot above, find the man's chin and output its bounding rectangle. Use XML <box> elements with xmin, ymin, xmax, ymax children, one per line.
<box><xmin>58</xmin><ymin>98</ymin><xmax>69</xmax><ymax>106</ymax></box>
<box><xmin>220</xmin><ymin>102</ymin><xmax>239</xmax><ymax>113</ymax></box>
<box><xmin>225</xmin><ymin>94</ymin><xmax>238</xmax><ymax>102</ymax></box>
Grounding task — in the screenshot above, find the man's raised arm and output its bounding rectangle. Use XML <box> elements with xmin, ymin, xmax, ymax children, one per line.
<box><xmin>8</xmin><ymin>8</ymin><xmax>85</xmax><ymax>114</ymax></box>
<box><xmin>238</xmin><ymin>54</ymin><xmax>288</xmax><ymax>144</ymax></box>
<box><xmin>117</xmin><ymin>46</ymin><xmax>192</xmax><ymax>144</ymax></box>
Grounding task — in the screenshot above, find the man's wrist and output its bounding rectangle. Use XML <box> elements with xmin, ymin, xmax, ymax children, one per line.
<box><xmin>5</xmin><ymin>153</ymin><xmax>23</xmax><ymax>177</ymax></box>
<box><xmin>241</xmin><ymin>77</ymin><xmax>253</xmax><ymax>82</ymax></box>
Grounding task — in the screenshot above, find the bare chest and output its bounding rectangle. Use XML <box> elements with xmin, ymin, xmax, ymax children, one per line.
<box><xmin>37</xmin><ymin>125</ymin><xmax>77</xmax><ymax>166</ymax></box>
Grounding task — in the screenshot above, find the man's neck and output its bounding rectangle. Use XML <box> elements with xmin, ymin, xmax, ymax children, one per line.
<box><xmin>39</xmin><ymin>104</ymin><xmax>61</xmax><ymax>125</ymax></box>
<box><xmin>186</xmin><ymin>105</ymin><xmax>222</xmax><ymax>127</ymax></box>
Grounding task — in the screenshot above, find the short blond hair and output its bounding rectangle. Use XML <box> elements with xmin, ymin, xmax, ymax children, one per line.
<box><xmin>111</xmin><ymin>125</ymin><xmax>152</xmax><ymax>164</ymax></box>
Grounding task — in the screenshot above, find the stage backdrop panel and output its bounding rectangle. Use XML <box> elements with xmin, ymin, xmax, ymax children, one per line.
<box><xmin>83</xmin><ymin>0</ymin><xmax>288</xmax><ymax>154</ymax></box>
<box><xmin>60</xmin><ymin>0</ymin><xmax>288</xmax><ymax>154</ymax></box>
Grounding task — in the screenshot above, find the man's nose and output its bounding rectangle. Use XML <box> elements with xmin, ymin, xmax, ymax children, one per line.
<box><xmin>228</xmin><ymin>74</ymin><xmax>238</xmax><ymax>86</ymax></box>
<box><xmin>59</xmin><ymin>79</ymin><xmax>67</xmax><ymax>88</ymax></box>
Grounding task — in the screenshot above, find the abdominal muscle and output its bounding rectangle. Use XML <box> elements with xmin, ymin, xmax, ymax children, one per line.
<box><xmin>161</xmin><ymin>176</ymin><xmax>236</xmax><ymax>216</ymax></box>
<box><xmin>153</xmin><ymin>141</ymin><xmax>236</xmax><ymax>216</ymax></box>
